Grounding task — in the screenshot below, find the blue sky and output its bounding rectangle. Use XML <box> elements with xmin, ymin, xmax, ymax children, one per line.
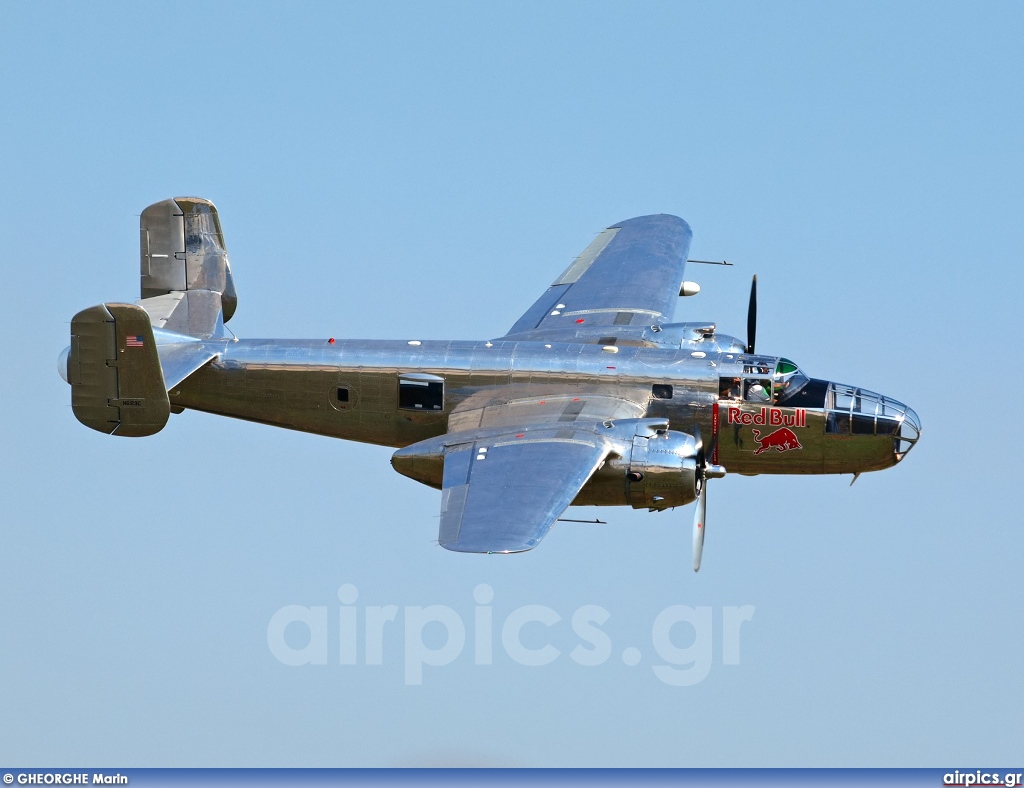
<box><xmin>1</xmin><ymin>0</ymin><xmax>1022</xmax><ymax>767</ymax></box>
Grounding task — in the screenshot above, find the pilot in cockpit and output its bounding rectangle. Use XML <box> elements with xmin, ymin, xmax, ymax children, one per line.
<box><xmin>744</xmin><ymin>380</ymin><xmax>771</xmax><ymax>402</ymax></box>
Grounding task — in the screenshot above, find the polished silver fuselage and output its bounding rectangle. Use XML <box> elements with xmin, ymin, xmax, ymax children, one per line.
<box><xmin>172</xmin><ymin>338</ymin><xmax>901</xmax><ymax>487</ymax></box>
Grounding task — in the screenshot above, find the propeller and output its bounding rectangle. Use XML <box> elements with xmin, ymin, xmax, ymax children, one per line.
<box><xmin>746</xmin><ymin>274</ymin><xmax>757</xmax><ymax>355</ymax></box>
<box><xmin>691</xmin><ymin>424</ymin><xmax>726</xmax><ymax>572</ymax></box>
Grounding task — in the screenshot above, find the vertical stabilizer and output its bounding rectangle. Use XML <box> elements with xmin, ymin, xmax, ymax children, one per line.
<box><xmin>69</xmin><ymin>303</ymin><xmax>170</xmax><ymax>436</ymax></box>
<box><xmin>139</xmin><ymin>197</ymin><xmax>237</xmax><ymax>338</ymax></box>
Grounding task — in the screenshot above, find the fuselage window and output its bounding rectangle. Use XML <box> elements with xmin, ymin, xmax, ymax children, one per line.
<box><xmin>399</xmin><ymin>375</ymin><xmax>444</xmax><ymax>411</ymax></box>
<box><xmin>831</xmin><ymin>385</ymin><xmax>862</xmax><ymax>413</ymax></box>
<box><xmin>876</xmin><ymin>418</ymin><xmax>900</xmax><ymax>435</ymax></box>
<box><xmin>719</xmin><ymin>377</ymin><xmax>741</xmax><ymax>400</ymax></box>
<box><xmin>744</xmin><ymin>379</ymin><xmax>772</xmax><ymax>402</ymax></box>
<box><xmin>337</xmin><ymin>387</ymin><xmax>350</xmax><ymax>403</ymax></box>
<box><xmin>851</xmin><ymin>414</ymin><xmax>875</xmax><ymax>434</ymax></box>
<box><xmin>652</xmin><ymin>384</ymin><xmax>673</xmax><ymax>399</ymax></box>
<box><xmin>827</xmin><ymin>412</ymin><xmax>851</xmax><ymax>434</ymax></box>
<box><xmin>825</xmin><ymin>384</ymin><xmax>894</xmax><ymax>435</ymax></box>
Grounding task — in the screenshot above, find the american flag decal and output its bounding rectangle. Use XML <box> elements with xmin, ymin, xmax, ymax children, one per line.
<box><xmin>125</xmin><ymin>335</ymin><xmax>144</xmax><ymax>348</ymax></box>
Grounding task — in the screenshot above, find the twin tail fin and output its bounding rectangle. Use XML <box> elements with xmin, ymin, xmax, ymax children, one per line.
<box><xmin>64</xmin><ymin>197</ymin><xmax>233</xmax><ymax>436</ymax></box>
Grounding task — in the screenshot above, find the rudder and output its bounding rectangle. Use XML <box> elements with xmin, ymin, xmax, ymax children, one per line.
<box><xmin>139</xmin><ymin>197</ymin><xmax>237</xmax><ymax>338</ymax></box>
<box><xmin>68</xmin><ymin>303</ymin><xmax>170</xmax><ymax>437</ymax></box>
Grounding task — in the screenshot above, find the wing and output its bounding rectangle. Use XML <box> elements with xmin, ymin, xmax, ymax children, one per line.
<box><xmin>393</xmin><ymin>393</ymin><xmax>648</xmax><ymax>553</ymax></box>
<box><xmin>501</xmin><ymin>214</ymin><xmax>692</xmax><ymax>341</ymax></box>
<box><xmin>438</xmin><ymin>427</ymin><xmax>612</xmax><ymax>553</ymax></box>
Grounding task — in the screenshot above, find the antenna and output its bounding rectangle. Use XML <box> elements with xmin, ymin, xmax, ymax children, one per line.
<box><xmin>687</xmin><ymin>259</ymin><xmax>733</xmax><ymax>266</ymax></box>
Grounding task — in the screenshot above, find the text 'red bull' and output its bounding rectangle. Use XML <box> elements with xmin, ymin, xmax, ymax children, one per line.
<box><xmin>726</xmin><ymin>407</ymin><xmax>807</xmax><ymax>428</ymax></box>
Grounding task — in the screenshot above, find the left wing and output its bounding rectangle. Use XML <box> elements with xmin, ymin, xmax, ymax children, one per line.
<box><xmin>501</xmin><ymin>214</ymin><xmax>692</xmax><ymax>342</ymax></box>
<box><xmin>438</xmin><ymin>426</ymin><xmax>612</xmax><ymax>553</ymax></box>
<box><xmin>393</xmin><ymin>393</ymin><xmax>649</xmax><ymax>553</ymax></box>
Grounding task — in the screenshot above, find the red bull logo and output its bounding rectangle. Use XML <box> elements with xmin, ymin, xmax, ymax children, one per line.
<box><xmin>727</xmin><ymin>406</ymin><xmax>807</xmax><ymax>428</ymax></box>
<box><xmin>752</xmin><ymin>427</ymin><xmax>803</xmax><ymax>455</ymax></box>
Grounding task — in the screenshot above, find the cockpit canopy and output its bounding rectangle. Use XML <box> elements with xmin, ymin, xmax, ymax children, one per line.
<box><xmin>773</xmin><ymin>358</ymin><xmax>809</xmax><ymax>402</ymax></box>
<box><xmin>718</xmin><ymin>357</ymin><xmax>810</xmax><ymax>405</ymax></box>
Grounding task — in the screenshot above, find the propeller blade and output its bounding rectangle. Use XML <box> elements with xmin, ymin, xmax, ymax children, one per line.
<box><xmin>690</xmin><ymin>423</ymin><xmax>724</xmax><ymax>573</ymax></box>
<box><xmin>746</xmin><ymin>274</ymin><xmax>757</xmax><ymax>355</ymax></box>
<box><xmin>692</xmin><ymin>484</ymin><xmax>707</xmax><ymax>572</ymax></box>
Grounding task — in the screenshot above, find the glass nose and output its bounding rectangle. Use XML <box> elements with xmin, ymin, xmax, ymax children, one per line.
<box><xmin>825</xmin><ymin>382</ymin><xmax>921</xmax><ymax>460</ymax></box>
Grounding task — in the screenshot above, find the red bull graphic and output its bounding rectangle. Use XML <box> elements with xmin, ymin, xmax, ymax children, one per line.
<box><xmin>727</xmin><ymin>406</ymin><xmax>807</xmax><ymax>428</ymax></box>
<box><xmin>751</xmin><ymin>427</ymin><xmax>803</xmax><ymax>455</ymax></box>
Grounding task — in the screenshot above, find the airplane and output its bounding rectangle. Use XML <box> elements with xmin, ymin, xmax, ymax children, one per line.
<box><xmin>58</xmin><ymin>197</ymin><xmax>921</xmax><ymax>570</ymax></box>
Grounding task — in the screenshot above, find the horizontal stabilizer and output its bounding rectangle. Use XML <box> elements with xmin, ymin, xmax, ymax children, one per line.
<box><xmin>156</xmin><ymin>341</ymin><xmax>220</xmax><ymax>391</ymax></box>
<box><xmin>139</xmin><ymin>290</ymin><xmax>225</xmax><ymax>339</ymax></box>
<box><xmin>69</xmin><ymin>303</ymin><xmax>170</xmax><ymax>436</ymax></box>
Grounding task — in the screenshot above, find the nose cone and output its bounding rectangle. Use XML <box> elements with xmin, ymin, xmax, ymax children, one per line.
<box><xmin>895</xmin><ymin>404</ymin><xmax>921</xmax><ymax>462</ymax></box>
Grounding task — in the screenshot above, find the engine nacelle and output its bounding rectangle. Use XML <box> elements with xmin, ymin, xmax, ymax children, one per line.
<box><xmin>576</xmin><ymin>427</ymin><xmax>700</xmax><ymax>510</ymax></box>
<box><xmin>626</xmin><ymin>428</ymin><xmax>700</xmax><ymax>509</ymax></box>
<box><xmin>640</xmin><ymin>322</ymin><xmax>747</xmax><ymax>353</ymax></box>
<box><xmin>392</xmin><ymin>419</ymin><xmax>703</xmax><ymax>512</ymax></box>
